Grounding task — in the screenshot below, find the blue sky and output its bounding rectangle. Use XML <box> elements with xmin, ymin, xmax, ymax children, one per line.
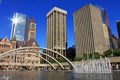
<box><xmin>0</xmin><ymin>0</ymin><xmax>120</xmax><ymax>48</ymax></box>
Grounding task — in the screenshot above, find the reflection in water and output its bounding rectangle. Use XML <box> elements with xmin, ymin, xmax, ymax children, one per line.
<box><xmin>0</xmin><ymin>71</ymin><xmax>119</xmax><ymax>80</ymax></box>
<box><xmin>73</xmin><ymin>73</ymin><xmax>113</xmax><ymax>80</ymax></box>
<box><xmin>0</xmin><ymin>71</ymin><xmax>40</xmax><ymax>80</ymax></box>
<box><xmin>112</xmin><ymin>71</ymin><xmax>120</xmax><ymax>80</ymax></box>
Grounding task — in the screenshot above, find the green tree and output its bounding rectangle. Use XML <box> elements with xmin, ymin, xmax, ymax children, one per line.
<box><xmin>112</xmin><ymin>49</ymin><xmax>120</xmax><ymax>57</ymax></box>
<box><xmin>103</xmin><ymin>49</ymin><xmax>113</xmax><ymax>57</ymax></box>
<box><xmin>81</xmin><ymin>52</ymin><xmax>101</xmax><ymax>60</ymax></box>
<box><xmin>56</xmin><ymin>57</ymin><xmax>66</xmax><ymax>62</ymax></box>
<box><xmin>73</xmin><ymin>57</ymin><xmax>82</xmax><ymax>61</ymax></box>
<box><xmin>93</xmin><ymin>52</ymin><xmax>102</xmax><ymax>59</ymax></box>
<box><xmin>48</xmin><ymin>58</ymin><xmax>56</xmax><ymax>63</ymax></box>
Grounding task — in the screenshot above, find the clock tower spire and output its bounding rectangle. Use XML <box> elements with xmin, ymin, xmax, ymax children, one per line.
<box><xmin>28</xmin><ymin>17</ymin><xmax>36</xmax><ymax>41</ymax></box>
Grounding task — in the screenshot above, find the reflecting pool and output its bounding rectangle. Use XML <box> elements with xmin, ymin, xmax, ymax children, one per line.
<box><xmin>0</xmin><ymin>70</ymin><xmax>119</xmax><ymax>80</ymax></box>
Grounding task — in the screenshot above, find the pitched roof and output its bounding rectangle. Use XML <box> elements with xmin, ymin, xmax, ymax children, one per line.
<box><xmin>1</xmin><ymin>37</ymin><xmax>10</xmax><ymax>42</ymax></box>
<box><xmin>16</xmin><ymin>41</ymin><xmax>25</xmax><ymax>48</ymax></box>
<box><xmin>31</xmin><ymin>17</ymin><xmax>36</xmax><ymax>23</ymax></box>
<box><xmin>11</xmin><ymin>36</ymin><xmax>16</xmax><ymax>41</ymax></box>
<box><xmin>24</xmin><ymin>38</ymin><xmax>39</xmax><ymax>47</ymax></box>
<box><xmin>15</xmin><ymin>38</ymin><xmax>39</xmax><ymax>48</ymax></box>
<box><xmin>0</xmin><ymin>36</ymin><xmax>39</xmax><ymax>48</ymax></box>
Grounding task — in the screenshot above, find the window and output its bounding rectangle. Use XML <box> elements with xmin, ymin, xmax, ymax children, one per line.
<box><xmin>28</xmin><ymin>54</ymin><xmax>31</xmax><ymax>57</ymax></box>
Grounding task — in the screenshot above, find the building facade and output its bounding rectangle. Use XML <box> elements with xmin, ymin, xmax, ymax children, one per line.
<box><xmin>102</xmin><ymin>23</ymin><xmax>110</xmax><ymax>49</ymax></box>
<box><xmin>74</xmin><ymin>4</ymin><xmax>107</xmax><ymax>57</ymax></box>
<box><xmin>28</xmin><ymin>18</ymin><xmax>36</xmax><ymax>40</ymax></box>
<box><xmin>10</xmin><ymin>13</ymin><xmax>31</xmax><ymax>41</ymax></box>
<box><xmin>117</xmin><ymin>39</ymin><xmax>120</xmax><ymax>49</ymax></box>
<box><xmin>0</xmin><ymin>37</ymin><xmax>16</xmax><ymax>53</ymax></box>
<box><xmin>116</xmin><ymin>20</ymin><xmax>120</xmax><ymax>38</ymax></box>
<box><xmin>100</xmin><ymin>10</ymin><xmax>113</xmax><ymax>49</ymax></box>
<box><xmin>0</xmin><ymin>16</ymin><xmax>41</xmax><ymax>69</ymax></box>
<box><xmin>0</xmin><ymin>37</ymin><xmax>40</xmax><ymax>69</ymax></box>
<box><xmin>46</xmin><ymin>7</ymin><xmax>67</xmax><ymax>57</ymax></box>
<box><xmin>112</xmin><ymin>35</ymin><xmax>118</xmax><ymax>49</ymax></box>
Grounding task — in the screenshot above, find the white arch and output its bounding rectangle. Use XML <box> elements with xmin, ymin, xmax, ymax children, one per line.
<box><xmin>0</xmin><ymin>51</ymin><xmax>56</xmax><ymax>70</ymax></box>
<box><xmin>0</xmin><ymin>47</ymin><xmax>75</xmax><ymax>69</ymax></box>
<box><xmin>40</xmin><ymin>53</ymin><xmax>64</xmax><ymax>69</ymax></box>
<box><xmin>6</xmin><ymin>50</ymin><xmax>65</xmax><ymax>69</ymax></box>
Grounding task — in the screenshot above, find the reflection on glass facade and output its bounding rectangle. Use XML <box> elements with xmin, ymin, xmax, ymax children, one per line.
<box><xmin>117</xmin><ymin>21</ymin><xmax>120</xmax><ymax>38</ymax></box>
<box><xmin>10</xmin><ymin>13</ymin><xmax>30</xmax><ymax>41</ymax></box>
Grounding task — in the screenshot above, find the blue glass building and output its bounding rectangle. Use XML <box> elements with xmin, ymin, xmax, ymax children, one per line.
<box><xmin>117</xmin><ymin>20</ymin><xmax>120</xmax><ymax>38</ymax></box>
<box><xmin>10</xmin><ymin>13</ymin><xmax>30</xmax><ymax>41</ymax></box>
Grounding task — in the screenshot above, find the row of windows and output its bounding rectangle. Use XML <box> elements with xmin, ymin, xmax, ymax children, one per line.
<box><xmin>0</xmin><ymin>44</ymin><xmax>11</xmax><ymax>48</ymax></box>
<box><xmin>1</xmin><ymin>61</ymin><xmax>39</xmax><ymax>64</ymax></box>
<box><xmin>15</xmin><ymin>61</ymin><xmax>39</xmax><ymax>64</ymax></box>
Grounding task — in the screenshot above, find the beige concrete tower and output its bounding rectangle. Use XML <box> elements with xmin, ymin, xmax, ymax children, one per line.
<box><xmin>28</xmin><ymin>18</ymin><xmax>36</xmax><ymax>40</ymax></box>
<box><xmin>46</xmin><ymin>7</ymin><xmax>67</xmax><ymax>57</ymax></box>
<box><xmin>99</xmin><ymin>9</ymin><xmax>113</xmax><ymax>50</ymax></box>
<box><xmin>74</xmin><ymin>4</ymin><xmax>106</xmax><ymax>57</ymax></box>
<box><xmin>102</xmin><ymin>24</ymin><xmax>110</xmax><ymax>50</ymax></box>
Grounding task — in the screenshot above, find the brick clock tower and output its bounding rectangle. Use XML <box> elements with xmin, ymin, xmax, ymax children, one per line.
<box><xmin>28</xmin><ymin>18</ymin><xmax>36</xmax><ymax>40</ymax></box>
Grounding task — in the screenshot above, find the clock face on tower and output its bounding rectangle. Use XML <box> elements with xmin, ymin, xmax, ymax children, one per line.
<box><xmin>32</xmin><ymin>24</ymin><xmax>35</xmax><ymax>28</ymax></box>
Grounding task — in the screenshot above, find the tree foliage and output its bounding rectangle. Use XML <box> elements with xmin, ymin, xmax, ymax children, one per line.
<box><xmin>103</xmin><ymin>48</ymin><xmax>120</xmax><ymax>57</ymax></box>
<box><xmin>73</xmin><ymin>57</ymin><xmax>82</xmax><ymax>61</ymax></box>
<box><xmin>56</xmin><ymin>57</ymin><xmax>66</xmax><ymax>62</ymax></box>
<box><xmin>81</xmin><ymin>52</ymin><xmax>102</xmax><ymax>60</ymax></box>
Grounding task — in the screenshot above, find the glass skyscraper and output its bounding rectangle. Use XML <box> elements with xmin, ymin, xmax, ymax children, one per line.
<box><xmin>117</xmin><ymin>20</ymin><xmax>120</xmax><ymax>38</ymax></box>
<box><xmin>10</xmin><ymin>13</ymin><xmax>30</xmax><ymax>41</ymax></box>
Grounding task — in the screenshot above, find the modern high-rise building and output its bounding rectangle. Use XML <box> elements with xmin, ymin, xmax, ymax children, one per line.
<box><xmin>74</xmin><ymin>4</ymin><xmax>107</xmax><ymax>57</ymax></box>
<box><xmin>116</xmin><ymin>20</ymin><xmax>120</xmax><ymax>49</ymax></box>
<box><xmin>46</xmin><ymin>7</ymin><xmax>67</xmax><ymax>57</ymax></box>
<box><xmin>112</xmin><ymin>35</ymin><xmax>118</xmax><ymax>49</ymax></box>
<box><xmin>100</xmin><ymin>9</ymin><xmax>113</xmax><ymax>49</ymax></box>
<box><xmin>10</xmin><ymin>13</ymin><xmax>31</xmax><ymax>41</ymax></box>
<box><xmin>116</xmin><ymin>20</ymin><xmax>120</xmax><ymax>38</ymax></box>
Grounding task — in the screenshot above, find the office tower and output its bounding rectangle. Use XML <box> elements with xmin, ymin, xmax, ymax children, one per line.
<box><xmin>74</xmin><ymin>4</ymin><xmax>106</xmax><ymax>57</ymax></box>
<box><xmin>116</xmin><ymin>20</ymin><xmax>120</xmax><ymax>49</ymax></box>
<box><xmin>46</xmin><ymin>7</ymin><xmax>67</xmax><ymax>57</ymax></box>
<box><xmin>116</xmin><ymin>20</ymin><xmax>120</xmax><ymax>38</ymax></box>
<box><xmin>112</xmin><ymin>35</ymin><xmax>118</xmax><ymax>49</ymax></box>
<box><xmin>100</xmin><ymin>10</ymin><xmax>113</xmax><ymax>49</ymax></box>
<box><xmin>28</xmin><ymin>18</ymin><xmax>36</xmax><ymax>40</ymax></box>
<box><xmin>10</xmin><ymin>13</ymin><xmax>30</xmax><ymax>41</ymax></box>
